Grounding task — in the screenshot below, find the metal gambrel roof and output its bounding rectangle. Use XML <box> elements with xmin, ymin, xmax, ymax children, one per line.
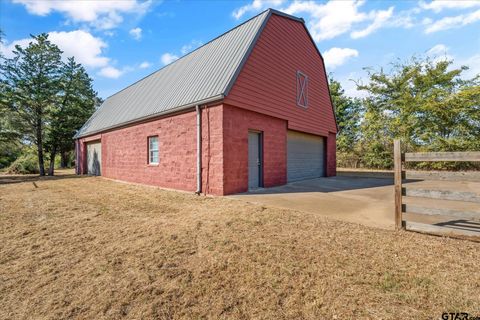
<box><xmin>76</xmin><ymin>10</ymin><xmax>276</xmax><ymax>138</ymax></box>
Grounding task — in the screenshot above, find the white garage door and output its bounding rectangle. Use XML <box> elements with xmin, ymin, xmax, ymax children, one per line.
<box><xmin>86</xmin><ymin>141</ymin><xmax>102</xmax><ymax>176</ymax></box>
<box><xmin>287</xmin><ymin>130</ymin><xmax>325</xmax><ymax>182</ymax></box>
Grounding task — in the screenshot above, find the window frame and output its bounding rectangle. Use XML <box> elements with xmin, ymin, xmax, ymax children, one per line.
<box><xmin>148</xmin><ymin>135</ymin><xmax>159</xmax><ymax>165</ymax></box>
<box><xmin>296</xmin><ymin>71</ymin><xmax>309</xmax><ymax>108</ymax></box>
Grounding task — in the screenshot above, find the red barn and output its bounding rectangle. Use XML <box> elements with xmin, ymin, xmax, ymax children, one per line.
<box><xmin>75</xmin><ymin>9</ymin><xmax>337</xmax><ymax>195</ymax></box>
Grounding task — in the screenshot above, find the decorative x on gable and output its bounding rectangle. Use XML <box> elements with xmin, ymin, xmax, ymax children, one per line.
<box><xmin>296</xmin><ymin>71</ymin><xmax>308</xmax><ymax>108</ymax></box>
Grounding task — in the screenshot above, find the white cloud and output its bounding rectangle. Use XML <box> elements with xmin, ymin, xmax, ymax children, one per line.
<box><xmin>0</xmin><ymin>38</ymin><xmax>32</xmax><ymax>58</ymax></box>
<box><xmin>389</xmin><ymin>9</ymin><xmax>417</xmax><ymax>29</ymax></box>
<box><xmin>334</xmin><ymin>72</ymin><xmax>369</xmax><ymax>99</ymax></box>
<box><xmin>232</xmin><ymin>0</ymin><xmax>285</xmax><ymax>19</ymax></box>
<box><xmin>139</xmin><ymin>61</ymin><xmax>151</xmax><ymax>69</ymax></box>
<box><xmin>351</xmin><ymin>7</ymin><xmax>394</xmax><ymax>39</ymax></box>
<box><xmin>422</xmin><ymin>17</ymin><xmax>433</xmax><ymax>25</ymax></box>
<box><xmin>458</xmin><ymin>54</ymin><xmax>480</xmax><ymax>79</ymax></box>
<box><xmin>12</xmin><ymin>0</ymin><xmax>152</xmax><ymax>30</ymax></box>
<box><xmin>232</xmin><ymin>1</ymin><xmax>421</xmax><ymax>41</ymax></box>
<box><xmin>104</xmin><ymin>30</ymin><xmax>116</xmax><ymax>37</ymax></box>
<box><xmin>424</xmin><ymin>9</ymin><xmax>480</xmax><ymax>33</ymax></box>
<box><xmin>0</xmin><ymin>30</ymin><xmax>132</xmax><ymax>79</ymax></box>
<box><xmin>280</xmin><ymin>0</ymin><xmax>396</xmax><ymax>42</ymax></box>
<box><xmin>157</xmin><ymin>40</ymin><xmax>202</xmax><ymax>68</ymax></box>
<box><xmin>323</xmin><ymin>47</ymin><xmax>359</xmax><ymax>70</ymax></box>
<box><xmin>129</xmin><ymin>27</ymin><xmax>142</xmax><ymax>40</ymax></box>
<box><xmin>1</xmin><ymin>30</ymin><xmax>110</xmax><ymax>68</ymax></box>
<box><xmin>420</xmin><ymin>0</ymin><xmax>480</xmax><ymax>13</ymax></box>
<box><xmin>98</xmin><ymin>66</ymin><xmax>123</xmax><ymax>79</ymax></box>
<box><xmin>427</xmin><ymin>44</ymin><xmax>447</xmax><ymax>54</ymax></box>
<box><xmin>48</xmin><ymin>30</ymin><xmax>110</xmax><ymax>68</ymax></box>
<box><xmin>180</xmin><ymin>40</ymin><xmax>203</xmax><ymax>55</ymax></box>
<box><xmin>424</xmin><ymin>45</ymin><xmax>479</xmax><ymax>79</ymax></box>
<box><xmin>282</xmin><ymin>0</ymin><xmax>366</xmax><ymax>41</ymax></box>
<box><xmin>427</xmin><ymin>44</ymin><xmax>449</xmax><ymax>56</ymax></box>
<box><xmin>343</xmin><ymin>80</ymin><xmax>368</xmax><ymax>99</ymax></box>
<box><xmin>426</xmin><ymin>44</ymin><xmax>454</xmax><ymax>63</ymax></box>
<box><xmin>160</xmin><ymin>53</ymin><xmax>178</xmax><ymax>65</ymax></box>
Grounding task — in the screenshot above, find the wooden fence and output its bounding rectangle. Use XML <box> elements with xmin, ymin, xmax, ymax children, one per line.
<box><xmin>393</xmin><ymin>140</ymin><xmax>480</xmax><ymax>238</ymax></box>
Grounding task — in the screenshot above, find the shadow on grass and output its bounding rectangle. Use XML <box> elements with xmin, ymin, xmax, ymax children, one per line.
<box><xmin>0</xmin><ymin>172</ymin><xmax>90</xmax><ymax>185</ymax></box>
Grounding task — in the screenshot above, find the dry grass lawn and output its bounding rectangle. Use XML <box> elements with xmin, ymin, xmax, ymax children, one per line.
<box><xmin>1</xmin><ymin>170</ymin><xmax>479</xmax><ymax>319</ymax></box>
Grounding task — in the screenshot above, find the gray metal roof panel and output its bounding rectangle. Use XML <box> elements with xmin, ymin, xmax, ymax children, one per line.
<box><xmin>76</xmin><ymin>10</ymin><xmax>270</xmax><ymax>137</ymax></box>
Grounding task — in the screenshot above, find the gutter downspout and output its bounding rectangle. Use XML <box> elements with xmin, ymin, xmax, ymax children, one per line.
<box><xmin>75</xmin><ymin>139</ymin><xmax>79</xmax><ymax>175</ymax></box>
<box><xmin>196</xmin><ymin>105</ymin><xmax>202</xmax><ymax>194</ymax></box>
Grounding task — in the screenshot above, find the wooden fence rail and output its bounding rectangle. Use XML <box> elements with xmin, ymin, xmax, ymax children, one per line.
<box><xmin>404</xmin><ymin>152</ymin><xmax>480</xmax><ymax>162</ymax></box>
<box><xmin>402</xmin><ymin>188</ymin><xmax>480</xmax><ymax>203</ymax></box>
<box><xmin>393</xmin><ymin>140</ymin><xmax>480</xmax><ymax>238</ymax></box>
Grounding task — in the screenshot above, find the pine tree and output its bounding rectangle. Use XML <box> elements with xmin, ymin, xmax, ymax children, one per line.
<box><xmin>1</xmin><ymin>33</ymin><xmax>62</xmax><ymax>175</ymax></box>
<box><xmin>46</xmin><ymin>57</ymin><xmax>96</xmax><ymax>175</ymax></box>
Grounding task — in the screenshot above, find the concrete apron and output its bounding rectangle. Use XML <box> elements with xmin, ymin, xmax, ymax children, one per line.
<box><xmin>228</xmin><ymin>176</ymin><xmax>480</xmax><ymax>232</ymax></box>
<box><xmin>229</xmin><ymin>176</ymin><xmax>396</xmax><ymax>230</ymax></box>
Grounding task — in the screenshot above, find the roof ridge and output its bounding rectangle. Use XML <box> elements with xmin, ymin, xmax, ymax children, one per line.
<box><xmin>267</xmin><ymin>8</ymin><xmax>305</xmax><ymax>23</ymax></box>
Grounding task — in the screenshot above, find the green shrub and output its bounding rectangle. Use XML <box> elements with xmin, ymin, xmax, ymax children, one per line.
<box><xmin>0</xmin><ymin>142</ymin><xmax>22</xmax><ymax>169</ymax></box>
<box><xmin>337</xmin><ymin>151</ymin><xmax>362</xmax><ymax>169</ymax></box>
<box><xmin>7</xmin><ymin>152</ymin><xmax>41</xmax><ymax>174</ymax></box>
<box><xmin>6</xmin><ymin>146</ymin><xmax>56</xmax><ymax>174</ymax></box>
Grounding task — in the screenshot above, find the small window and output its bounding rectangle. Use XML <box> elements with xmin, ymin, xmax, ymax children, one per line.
<box><xmin>296</xmin><ymin>71</ymin><xmax>308</xmax><ymax>108</ymax></box>
<box><xmin>148</xmin><ymin>136</ymin><xmax>159</xmax><ymax>164</ymax></box>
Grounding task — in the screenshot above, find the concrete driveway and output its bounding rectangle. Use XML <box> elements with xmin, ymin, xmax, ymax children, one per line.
<box><xmin>229</xmin><ymin>176</ymin><xmax>480</xmax><ymax>232</ymax></box>
<box><xmin>229</xmin><ymin>176</ymin><xmax>396</xmax><ymax>229</ymax></box>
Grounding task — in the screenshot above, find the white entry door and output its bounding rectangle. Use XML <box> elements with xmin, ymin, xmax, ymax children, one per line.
<box><xmin>248</xmin><ymin>131</ymin><xmax>262</xmax><ymax>189</ymax></box>
<box><xmin>86</xmin><ymin>141</ymin><xmax>102</xmax><ymax>176</ymax></box>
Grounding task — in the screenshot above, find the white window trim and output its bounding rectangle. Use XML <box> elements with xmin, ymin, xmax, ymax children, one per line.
<box><xmin>148</xmin><ymin>136</ymin><xmax>159</xmax><ymax>164</ymax></box>
<box><xmin>296</xmin><ymin>71</ymin><xmax>308</xmax><ymax>108</ymax></box>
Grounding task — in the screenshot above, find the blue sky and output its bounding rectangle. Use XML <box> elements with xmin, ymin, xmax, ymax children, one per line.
<box><xmin>1</xmin><ymin>0</ymin><xmax>479</xmax><ymax>99</ymax></box>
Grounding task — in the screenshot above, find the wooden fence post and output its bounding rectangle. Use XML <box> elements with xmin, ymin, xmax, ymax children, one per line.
<box><xmin>394</xmin><ymin>140</ymin><xmax>403</xmax><ymax>230</ymax></box>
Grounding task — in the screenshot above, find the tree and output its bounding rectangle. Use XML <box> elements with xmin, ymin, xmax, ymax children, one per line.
<box><xmin>0</xmin><ymin>104</ymin><xmax>22</xmax><ymax>169</ymax></box>
<box><xmin>1</xmin><ymin>33</ymin><xmax>98</xmax><ymax>175</ymax></box>
<box><xmin>329</xmin><ymin>77</ymin><xmax>363</xmax><ymax>167</ymax></box>
<box><xmin>0</xmin><ymin>30</ymin><xmax>22</xmax><ymax>168</ymax></box>
<box><xmin>329</xmin><ymin>78</ymin><xmax>362</xmax><ymax>149</ymax></box>
<box><xmin>355</xmin><ymin>57</ymin><xmax>480</xmax><ymax>169</ymax></box>
<box><xmin>357</xmin><ymin>96</ymin><xmax>394</xmax><ymax>169</ymax></box>
<box><xmin>46</xmin><ymin>57</ymin><xmax>96</xmax><ymax>175</ymax></box>
<box><xmin>0</xmin><ymin>33</ymin><xmax>62</xmax><ymax>175</ymax></box>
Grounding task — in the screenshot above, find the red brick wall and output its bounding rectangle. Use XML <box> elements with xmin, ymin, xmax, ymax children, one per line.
<box><xmin>76</xmin><ymin>102</ymin><xmax>333</xmax><ymax>195</ymax></box>
<box><xmin>77</xmin><ymin>105</ymin><xmax>225</xmax><ymax>195</ymax></box>
<box><xmin>326</xmin><ymin>132</ymin><xmax>336</xmax><ymax>177</ymax></box>
<box><xmin>77</xmin><ymin>134</ymin><xmax>101</xmax><ymax>175</ymax></box>
<box><xmin>223</xmin><ymin>104</ymin><xmax>287</xmax><ymax>194</ymax></box>
<box><xmin>201</xmin><ymin>104</ymin><xmax>224</xmax><ymax>195</ymax></box>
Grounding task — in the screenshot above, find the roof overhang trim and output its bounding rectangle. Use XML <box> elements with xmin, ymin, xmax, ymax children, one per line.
<box><xmin>75</xmin><ymin>94</ymin><xmax>224</xmax><ymax>139</ymax></box>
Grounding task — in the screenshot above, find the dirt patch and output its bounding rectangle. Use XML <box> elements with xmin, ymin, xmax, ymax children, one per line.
<box><xmin>1</xmin><ymin>171</ymin><xmax>479</xmax><ymax>319</ymax></box>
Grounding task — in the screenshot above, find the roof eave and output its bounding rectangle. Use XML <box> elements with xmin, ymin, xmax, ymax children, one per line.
<box><xmin>75</xmin><ymin>94</ymin><xmax>225</xmax><ymax>139</ymax></box>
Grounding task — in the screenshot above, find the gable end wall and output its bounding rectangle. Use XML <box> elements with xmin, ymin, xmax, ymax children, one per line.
<box><xmin>224</xmin><ymin>14</ymin><xmax>337</xmax><ymax>137</ymax></box>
